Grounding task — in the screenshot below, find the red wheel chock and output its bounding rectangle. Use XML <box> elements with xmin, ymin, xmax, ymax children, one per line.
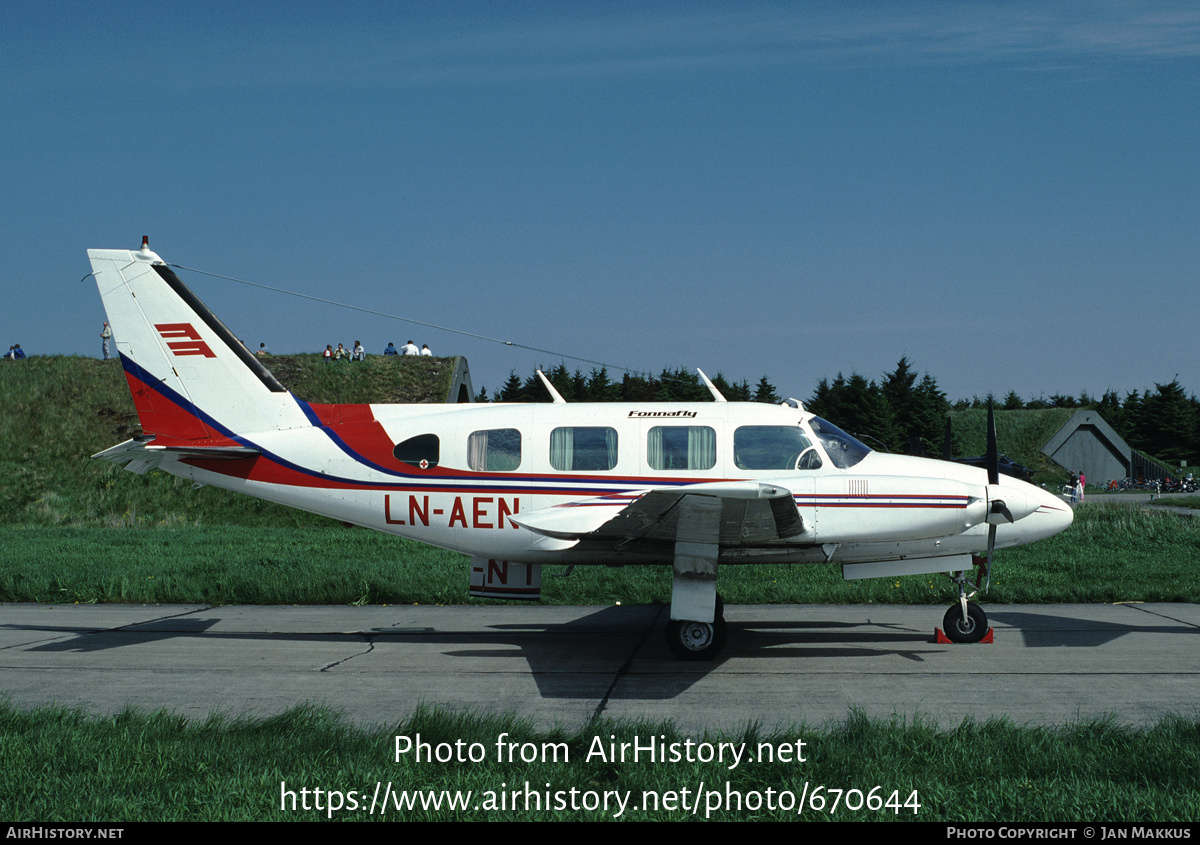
<box><xmin>934</xmin><ymin>627</ymin><xmax>994</xmax><ymax>644</ymax></box>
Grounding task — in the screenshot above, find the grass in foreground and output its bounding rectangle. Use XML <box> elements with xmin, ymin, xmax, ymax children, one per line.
<box><xmin>3</xmin><ymin>702</ymin><xmax>1199</xmax><ymax>822</ymax></box>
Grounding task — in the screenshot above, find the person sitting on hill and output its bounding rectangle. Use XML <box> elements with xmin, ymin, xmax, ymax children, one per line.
<box><xmin>402</xmin><ymin>340</ymin><xmax>419</xmax><ymax>356</ymax></box>
<box><xmin>384</xmin><ymin>342</ymin><xmax>398</xmax><ymax>356</ymax></box>
<box><xmin>351</xmin><ymin>341</ymin><xmax>365</xmax><ymax>362</ymax></box>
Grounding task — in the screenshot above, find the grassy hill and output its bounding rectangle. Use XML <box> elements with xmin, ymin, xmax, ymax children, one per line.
<box><xmin>947</xmin><ymin>407</ymin><xmax>1075</xmax><ymax>485</ymax></box>
<box><xmin>0</xmin><ymin>354</ymin><xmax>462</xmax><ymax>528</ymax></box>
<box><xmin>264</xmin><ymin>353</ymin><xmax>460</xmax><ymax>404</ymax></box>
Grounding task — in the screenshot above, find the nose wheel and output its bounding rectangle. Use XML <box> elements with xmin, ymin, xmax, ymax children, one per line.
<box><xmin>941</xmin><ymin>601</ymin><xmax>989</xmax><ymax>644</ymax></box>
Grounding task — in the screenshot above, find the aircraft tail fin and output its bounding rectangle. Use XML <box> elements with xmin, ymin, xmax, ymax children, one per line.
<box><xmin>88</xmin><ymin>239</ymin><xmax>306</xmax><ymax>446</ymax></box>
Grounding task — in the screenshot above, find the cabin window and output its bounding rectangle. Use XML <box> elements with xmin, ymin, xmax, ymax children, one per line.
<box><xmin>468</xmin><ymin>428</ymin><xmax>522</xmax><ymax>471</ymax></box>
<box><xmin>733</xmin><ymin>426</ymin><xmax>813</xmax><ymax>470</ymax></box>
<box><xmin>393</xmin><ymin>434</ymin><xmax>440</xmax><ymax>469</ymax></box>
<box><xmin>647</xmin><ymin>426</ymin><xmax>716</xmax><ymax>470</ymax></box>
<box><xmin>550</xmin><ymin>426</ymin><xmax>618</xmax><ymax>471</ymax></box>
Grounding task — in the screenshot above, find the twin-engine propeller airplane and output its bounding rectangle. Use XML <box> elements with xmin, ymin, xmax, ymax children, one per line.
<box><xmin>88</xmin><ymin>239</ymin><xmax>1073</xmax><ymax>660</ymax></box>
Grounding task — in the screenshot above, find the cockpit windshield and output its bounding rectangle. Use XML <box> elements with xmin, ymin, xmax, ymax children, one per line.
<box><xmin>807</xmin><ymin>417</ymin><xmax>872</xmax><ymax>468</ymax></box>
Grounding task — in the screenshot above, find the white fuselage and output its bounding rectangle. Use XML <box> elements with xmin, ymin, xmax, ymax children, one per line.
<box><xmin>157</xmin><ymin>398</ymin><xmax>1072</xmax><ymax>569</ymax></box>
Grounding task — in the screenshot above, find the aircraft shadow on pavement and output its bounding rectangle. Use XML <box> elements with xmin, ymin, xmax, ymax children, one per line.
<box><xmin>6</xmin><ymin>607</ymin><xmax>943</xmax><ymax>701</ymax></box>
<box><xmin>0</xmin><ymin>606</ymin><xmax>952</xmax><ymax>697</ymax></box>
<box><xmin>986</xmin><ymin>607</ymin><xmax>1200</xmax><ymax>649</ymax></box>
<box><xmin>9</xmin><ymin>604</ymin><xmax>1196</xmax><ymax>702</ymax></box>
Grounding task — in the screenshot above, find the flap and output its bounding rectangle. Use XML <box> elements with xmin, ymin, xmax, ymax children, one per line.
<box><xmin>513</xmin><ymin>480</ymin><xmax>805</xmax><ymax>548</ymax></box>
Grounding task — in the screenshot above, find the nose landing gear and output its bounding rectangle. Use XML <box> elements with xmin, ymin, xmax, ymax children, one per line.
<box><xmin>939</xmin><ymin>559</ymin><xmax>993</xmax><ymax>644</ymax></box>
<box><xmin>941</xmin><ymin>601</ymin><xmax>989</xmax><ymax>644</ymax></box>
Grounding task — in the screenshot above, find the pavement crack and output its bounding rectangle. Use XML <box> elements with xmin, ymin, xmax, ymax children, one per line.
<box><xmin>588</xmin><ymin>604</ymin><xmax>666</xmax><ymax>726</ymax></box>
<box><xmin>1118</xmin><ymin>602</ymin><xmax>1200</xmax><ymax>629</ymax></box>
<box><xmin>108</xmin><ymin>605</ymin><xmax>216</xmax><ymax>632</ymax></box>
<box><xmin>320</xmin><ymin>634</ymin><xmax>375</xmax><ymax>671</ymax></box>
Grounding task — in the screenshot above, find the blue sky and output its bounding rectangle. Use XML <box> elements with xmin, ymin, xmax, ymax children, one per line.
<box><xmin>3</xmin><ymin>1</ymin><xmax>1198</xmax><ymax>404</ymax></box>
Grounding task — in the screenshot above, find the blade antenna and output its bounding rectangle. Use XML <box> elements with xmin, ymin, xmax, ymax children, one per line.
<box><xmin>697</xmin><ymin>369</ymin><xmax>727</xmax><ymax>403</ymax></box>
<box><xmin>536</xmin><ymin>370</ymin><xmax>567</xmax><ymax>404</ymax></box>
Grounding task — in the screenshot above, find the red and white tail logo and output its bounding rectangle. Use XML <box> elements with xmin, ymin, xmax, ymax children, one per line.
<box><xmin>155</xmin><ymin>323</ymin><xmax>216</xmax><ymax>358</ymax></box>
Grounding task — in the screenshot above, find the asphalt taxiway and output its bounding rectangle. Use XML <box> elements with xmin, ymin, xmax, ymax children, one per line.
<box><xmin>1</xmin><ymin>602</ymin><xmax>1197</xmax><ymax>731</ymax></box>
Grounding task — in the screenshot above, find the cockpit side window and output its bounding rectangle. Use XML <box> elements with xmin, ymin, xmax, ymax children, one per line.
<box><xmin>797</xmin><ymin>447</ymin><xmax>823</xmax><ymax>470</ymax></box>
<box><xmin>808</xmin><ymin>417</ymin><xmax>872</xmax><ymax>468</ymax></box>
<box><xmin>733</xmin><ymin>426</ymin><xmax>813</xmax><ymax>470</ymax></box>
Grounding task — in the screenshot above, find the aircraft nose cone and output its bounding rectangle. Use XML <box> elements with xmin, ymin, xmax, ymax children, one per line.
<box><xmin>1026</xmin><ymin>483</ymin><xmax>1074</xmax><ymax>540</ymax></box>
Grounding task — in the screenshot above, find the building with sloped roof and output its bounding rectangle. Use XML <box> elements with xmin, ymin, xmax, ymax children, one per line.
<box><xmin>1040</xmin><ymin>409</ymin><xmax>1171</xmax><ymax>485</ymax></box>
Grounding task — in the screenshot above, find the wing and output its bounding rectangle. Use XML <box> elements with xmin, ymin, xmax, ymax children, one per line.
<box><xmin>512</xmin><ymin>480</ymin><xmax>805</xmax><ymax>549</ymax></box>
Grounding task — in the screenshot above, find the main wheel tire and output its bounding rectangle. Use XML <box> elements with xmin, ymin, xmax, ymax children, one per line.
<box><xmin>666</xmin><ymin>617</ymin><xmax>728</xmax><ymax>661</ymax></box>
<box><xmin>942</xmin><ymin>602</ymin><xmax>988</xmax><ymax>644</ymax></box>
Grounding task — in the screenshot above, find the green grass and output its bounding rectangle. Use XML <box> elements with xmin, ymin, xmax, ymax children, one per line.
<box><xmin>1</xmin><ymin>701</ymin><xmax>1196</xmax><ymax>821</ymax></box>
<box><xmin>3</xmin><ymin>503</ymin><xmax>1198</xmax><ymax>606</ymax></box>
<box><xmin>1159</xmin><ymin>496</ymin><xmax>1200</xmax><ymax>509</ymax></box>
<box><xmin>0</xmin><ymin>525</ymin><xmax>466</xmax><ymax>605</ymax></box>
<box><xmin>265</xmin><ymin>352</ymin><xmax>461</xmax><ymax>405</ymax></box>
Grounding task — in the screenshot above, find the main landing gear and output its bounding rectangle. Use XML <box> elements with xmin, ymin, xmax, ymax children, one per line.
<box><xmin>666</xmin><ymin>595</ymin><xmax>726</xmax><ymax>661</ymax></box>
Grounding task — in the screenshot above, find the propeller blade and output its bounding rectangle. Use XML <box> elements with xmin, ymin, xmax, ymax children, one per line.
<box><xmin>984</xmin><ymin>523</ymin><xmax>996</xmax><ymax>592</ymax></box>
<box><xmin>982</xmin><ymin>399</ymin><xmax>1000</xmax><ymax>594</ymax></box>
<box><xmin>986</xmin><ymin>399</ymin><xmax>999</xmax><ymax>486</ymax></box>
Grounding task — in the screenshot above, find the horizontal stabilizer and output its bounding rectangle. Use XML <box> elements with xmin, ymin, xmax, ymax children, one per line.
<box><xmin>146</xmin><ymin>445</ymin><xmax>260</xmax><ymax>459</ymax></box>
<box><xmin>93</xmin><ymin>438</ymin><xmax>260</xmax><ymax>474</ymax></box>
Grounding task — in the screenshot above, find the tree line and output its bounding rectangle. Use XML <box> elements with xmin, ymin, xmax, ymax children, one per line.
<box><xmin>477</xmin><ymin>358</ymin><xmax>1200</xmax><ymax>466</ymax></box>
